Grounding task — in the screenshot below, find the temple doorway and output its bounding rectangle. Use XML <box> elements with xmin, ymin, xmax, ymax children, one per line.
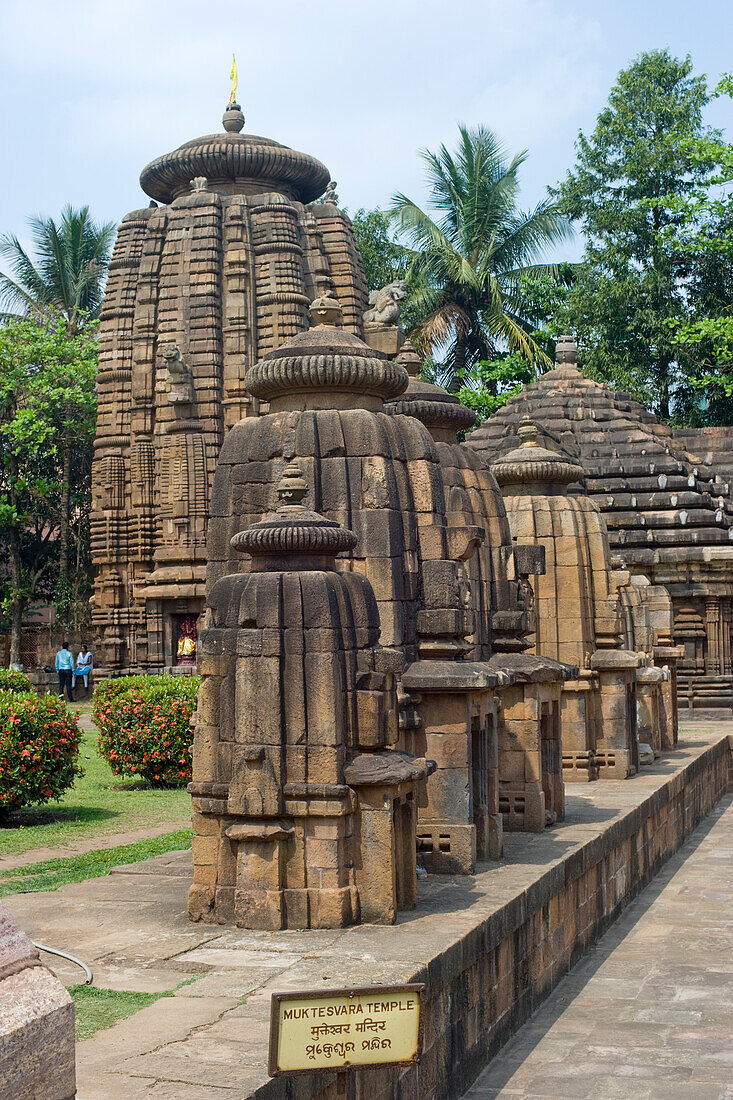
<box><xmin>176</xmin><ymin>615</ymin><xmax>198</xmax><ymax>665</ymax></box>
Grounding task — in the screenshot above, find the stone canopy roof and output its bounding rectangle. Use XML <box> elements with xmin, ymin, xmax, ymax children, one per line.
<box><xmin>140</xmin><ymin>103</ymin><xmax>330</xmax><ymax>204</ymax></box>
<box><xmin>491</xmin><ymin>418</ymin><xmax>585</xmax><ymax>494</ymax></box>
<box><xmin>467</xmin><ymin>338</ymin><xmax>733</xmax><ymax>569</ymax></box>
<box><xmin>246</xmin><ymin>301</ymin><xmax>408</xmax><ymax>405</ymax></box>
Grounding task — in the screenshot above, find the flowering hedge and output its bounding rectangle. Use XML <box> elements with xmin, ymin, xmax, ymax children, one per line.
<box><xmin>92</xmin><ymin>675</ymin><xmax>200</xmax><ymax>788</ymax></box>
<box><xmin>0</xmin><ymin>669</ymin><xmax>33</xmax><ymax>692</ymax></box>
<box><xmin>0</xmin><ymin>691</ymin><xmax>83</xmax><ymax>816</ymax></box>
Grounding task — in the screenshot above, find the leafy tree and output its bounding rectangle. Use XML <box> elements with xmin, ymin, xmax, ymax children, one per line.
<box><xmin>390</xmin><ymin>125</ymin><xmax>573</xmax><ymax>390</ymax></box>
<box><xmin>0</xmin><ymin>205</ymin><xmax>115</xmax><ymax>332</ymax></box>
<box><xmin>0</xmin><ymin>207</ymin><xmax>111</xmax><ymax>584</ymax></box>
<box><xmin>350</xmin><ymin>208</ymin><xmax>410</xmax><ymax>292</ymax></box>
<box><xmin>0</xmin><ymin>316</ymin><xmax>97</xmax><ymax>667</ymax></box>
<box><xmin>457</xmin><ymin>353</ymin><xmax>537</xmax><ymax>423</ymax></box>
<box><xmin>423</xmin><ymin>274</ymin><xmax>568</xmax><ymax>422</ymax></box>
<box><xmin>555</xmin><ymin>50</ymin><xmax>730</xmax><ymax>421</ymax></box>
<box><xmin>665</xmin><ymin>75</ymin><xmax>733</xmax><ymax>421</ymax></box>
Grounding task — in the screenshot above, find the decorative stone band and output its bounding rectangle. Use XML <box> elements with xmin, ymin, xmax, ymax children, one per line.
<box><xmin>492</xmin><ymin>455</ymin><xmax>585</xmax><ymax>489</ymax></box>
<box><xmin>387</xmin><ymin>394</ymin><xmax>477</xmax><ymax>433</ymax></box>
<box><xmin>231</xmin><ymin>510</ymin><xmax>357</xmax><ymax>559</ymax></box>
<box><xmin>246</xmin><ymin>352</ymin><xmax>408</xmax><ymax>401</ymax></box>
<box><xmin>140</xmin><ymin>133</ymin><xmax>330</xmax><ymax>204</ymax></box>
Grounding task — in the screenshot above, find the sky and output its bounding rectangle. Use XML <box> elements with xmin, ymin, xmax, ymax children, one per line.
<box><xmin>0</xmin><ymin>0</ymin><xmax>731</xmax><ymax>265</ymax></box>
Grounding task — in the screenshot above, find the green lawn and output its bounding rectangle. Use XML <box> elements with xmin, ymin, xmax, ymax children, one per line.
<box><xmin>0</xmin><ymin>704</ymin><xmax>191</xmax><ymax>859</ymax></box>
<box><xmin>69</xmin><ymin>984</ymin><xmax>169</xmax><ymax>1041</ymax></box>
<box><xmin>0</xmin><ymin>829</ymin><xmax>192</xmax><ymax>897</ymax></box>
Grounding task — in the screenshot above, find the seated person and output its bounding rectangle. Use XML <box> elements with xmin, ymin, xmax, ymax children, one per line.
<box><xmin>73</xmin><ymin>644</ymin><xmax>93</xmax><ymax>689</ymax></box>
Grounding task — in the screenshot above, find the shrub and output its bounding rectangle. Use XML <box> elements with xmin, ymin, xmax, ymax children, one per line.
<box><xmin>0</xmin><ymin>691</ymin><xmax>83</xmax><ymax>816</ymax></box>
<box><xmin>0</xmin><ymin>669</ymin><xmax>33</xmax><ymax>693</ymax></box>
<box><xmin>93</xmin><ymin>675</ymin><xmax>199</xmax><ymax>788</ymax></box>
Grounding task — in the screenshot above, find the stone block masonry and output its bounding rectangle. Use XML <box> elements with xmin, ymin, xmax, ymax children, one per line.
<box><xmin>0</xmin><ymin>905</ymin><xmax>75</xmax><ymax>1100</ymax></box>
<box><xmin>253</xmin><ymin>733</ymin><xmax>733</xmax><ymax>1100</ymax></box>
<box><xmin>5</xmin><ymin>730</ymin><xmax>726</xmax><ymax>1100</ymax></box>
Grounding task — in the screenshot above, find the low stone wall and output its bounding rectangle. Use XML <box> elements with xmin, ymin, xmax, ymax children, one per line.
<box><xmin>262</xmin><ymin>734</ymin><xmax>732</xmax><ymax>1100</ymax></box>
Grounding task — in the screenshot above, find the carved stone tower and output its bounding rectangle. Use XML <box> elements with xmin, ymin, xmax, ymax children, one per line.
<box><xmin>91</xmin><ymin>103</ymin><xmax>368</xmax><ymax>669</ymax></box>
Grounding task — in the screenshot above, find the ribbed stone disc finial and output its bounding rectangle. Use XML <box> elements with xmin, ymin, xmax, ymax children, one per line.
<box><xmin>230</xmin><ymin>462</ymin><xmax>357</xmax><ymax>564</ymax></box>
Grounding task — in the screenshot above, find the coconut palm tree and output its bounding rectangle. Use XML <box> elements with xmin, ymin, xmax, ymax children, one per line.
<box><xmin>390</xmin><ymin>125</ymin><xmax>573</xmax><ymax>390</ymax></box>
<box><xmin>0</xmin><ymin>205</ymin><xmax>115</xmax><ymax>333</ymax></box>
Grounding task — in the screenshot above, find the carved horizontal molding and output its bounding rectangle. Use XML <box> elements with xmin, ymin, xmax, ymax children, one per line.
<box><xmin>253</xmin><ymin>241</ymin><xmax>304</xmax><ymax>257</ymax></box>
<box><xmin>255</xmin><ymin>292</ymin><xmax>310</xmax><ymax>307</ymax></box>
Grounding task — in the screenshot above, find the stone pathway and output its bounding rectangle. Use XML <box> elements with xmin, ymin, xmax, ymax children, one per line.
<box><xmin>463</xmin><ymin>793</ymin><xmax>733</xmax><ymax>1100</ymax></box>
<box><xmin>3</xmin><ymin>728</ymin><xmax>729</xmax><ymax>1099</ymax></box>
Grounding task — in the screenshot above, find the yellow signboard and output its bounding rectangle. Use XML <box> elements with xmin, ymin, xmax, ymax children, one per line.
<box><xmin>268</xmin><ymin>984</ymin><xmax>424</xmax><ymax>1076</ymax></box>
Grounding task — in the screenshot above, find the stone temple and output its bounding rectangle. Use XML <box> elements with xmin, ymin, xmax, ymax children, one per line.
<box><xmin>468</xmin><ymin>336</ymin><xmax>733</xmax><ymax>712</ymax></box>
<box><xmin>87</xmin><ymin>102</ymin><xmax>720</xmax><ymax>933</ymax></box>
<box><xmin>91</xmin><ymin>101</ymin><xmax>367</xmax><ymax>671</ymax></box>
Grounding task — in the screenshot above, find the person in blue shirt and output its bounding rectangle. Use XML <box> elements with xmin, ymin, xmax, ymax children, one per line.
<box><xmin>55</xmin><ymin>644</ymin><xmax>75</xmax><ymax>702</ymax></box>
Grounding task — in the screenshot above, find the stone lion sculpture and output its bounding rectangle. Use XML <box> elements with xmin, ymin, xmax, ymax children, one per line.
<box><xmin>162</xmin><ymin>344</ymin><xmax>193</xmax><ymax>406</ymax></box>
<box><xmin>363</xmin><ymin>280</ymin><xmax>408</xmax><ymax>327</ymax></box>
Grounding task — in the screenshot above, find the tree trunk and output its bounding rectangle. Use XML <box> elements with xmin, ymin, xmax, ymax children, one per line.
<box><xmin>449</xmin><ymin>334</ymin><xmax>467</xmax><ymax>394</ymax></box>
<box><xmin>8</xmin><ymin>525</ymin><xmax>24</xmax><ymax>669</ymax></box>
<box><xmin>658</xmin><ymin>356</ymin><xmax>671</xmax><ymax>421</ymax></box>
<box><xmin>58</xmin><ymin>436</ymin><xmax>71</xmax><ymax>580</ymax></box>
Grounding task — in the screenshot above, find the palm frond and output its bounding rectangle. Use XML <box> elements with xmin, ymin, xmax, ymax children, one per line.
<box><xmin>1</xmin><ymin>207</ymin><xmax>115</xmax><ymax>326</ymax></box>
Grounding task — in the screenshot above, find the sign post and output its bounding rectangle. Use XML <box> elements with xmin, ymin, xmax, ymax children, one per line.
<box><xmin>268</xmin><ymin>983</ymin><xmax>425</xmax><ymax>1077</ymax></box>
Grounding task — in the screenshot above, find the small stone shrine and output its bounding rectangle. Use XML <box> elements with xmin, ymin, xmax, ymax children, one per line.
<box><xmin>189</xmin><ymin>463</ymin><xmax>427</xmax><ymax>929</ymax></box>
<box><xmin>468</xmin><ymin>335</ymin><xmax>733</xmax><ymax>712</ymax></box>
<box><xmin>91</xmin><ymin>103</ymin><xmax>368</xmax><ymax>671</ymax></box>
<box><xmin>382</xmin><ymin>343</ymin><xmax>572</xmax><ymax>835</ymax></box>
<box><xmin>490</xmin><ymin>418</ymin><xmax>645</xmax><ymax>780</ymax></box>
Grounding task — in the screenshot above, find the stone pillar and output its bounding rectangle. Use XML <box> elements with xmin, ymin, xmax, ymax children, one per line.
<box><xmin>636</xmin><ymin>666</ymin><xmax>666</xmax><ymax>757</ymax></box>
<box><xmin>723</xmin><ymin>598</ymin><xmax>733</xmax><ymax>676</ymax></box>
<box><xmin>706</xmin><ymin>596</ymin><xmax>722</xmax><ymax>674</ymax></box>
<box><xmin>560</xmin><ymin>673</ymin><xmax>600</xmax><ymax>782</ymax></box>
<box><xmin>590</xmin><ymin>650</ymin><xmax>641</xmax><ymax>777</ymax></box>
<box><xmin>488</xmin><ymin>654</ymin><xmax>570</xmax><ymax>832</ymax></box>
<box><xmin>401</xmin><ymin>661</ymin><xmax>503</xmax><ymax>872</ymax></box>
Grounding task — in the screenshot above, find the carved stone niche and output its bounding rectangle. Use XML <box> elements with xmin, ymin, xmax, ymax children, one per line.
<box><xmin>188</xmin><ymin>464</ymin><xmax>428</xmax><ymax>929</ymax></box>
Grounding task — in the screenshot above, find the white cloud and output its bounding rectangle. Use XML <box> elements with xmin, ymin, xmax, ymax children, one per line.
<box><xmin>0</xmin><ymin>0</ymin><xmax>728</xmax><ymax>259</ymax></box>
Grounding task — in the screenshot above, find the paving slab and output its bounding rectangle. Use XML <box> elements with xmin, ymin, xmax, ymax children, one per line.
<box><xmin>462</xmin><ymin>791</ymin><xmax>733</xmax><ymax>1099</ymax></box>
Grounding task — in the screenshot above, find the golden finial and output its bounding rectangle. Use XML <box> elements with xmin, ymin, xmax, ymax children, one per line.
<box><xmin>228</xmin><ymin>54</ymin><xmax>238</xmax><ymax>107</ymax></box>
